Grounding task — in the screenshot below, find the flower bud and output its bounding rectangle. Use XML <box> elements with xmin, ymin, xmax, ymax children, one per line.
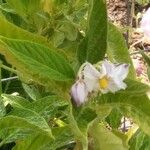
<box><xmin>71</xmin><ymin>80</ymin><xmax>88</xmax><ymax>107</ymax></box>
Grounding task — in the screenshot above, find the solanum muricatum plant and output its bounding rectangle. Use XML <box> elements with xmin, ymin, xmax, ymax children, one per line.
<box><xmin>0</xmin><ymin>0</ymin><xmax>149</xmax><ymax>150</ymax></box>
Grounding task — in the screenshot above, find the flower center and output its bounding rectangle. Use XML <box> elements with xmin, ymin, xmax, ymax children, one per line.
<box><xmin>99</xmin><ymin>76</ymin><xmax>109</xmax><ymax>89</ymax></box>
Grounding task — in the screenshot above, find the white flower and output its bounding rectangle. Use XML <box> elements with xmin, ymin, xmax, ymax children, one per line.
<box><xmin>70</xmin><ymin>60</ymin><xmax>129</xmax><ymax>106</ymax></box>
<box><xmin>141</xmin><ymin>8</ymin><xmax>150</xmax><ymax>38</ymax></box>
<box><xmin>83</xmin><ymin>61</ymin><xmax>129</xmax><ymax>93</ymax></box>
<box><xmin>71</xmin><ymin>80</ymin><xmax>88</xmax><ymax>106</ymax></box>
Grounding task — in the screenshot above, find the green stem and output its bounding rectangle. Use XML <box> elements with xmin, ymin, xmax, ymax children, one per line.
<box><xmin>68</xmin><ymin>102</ymin><xmax>88</xmax><ymax>150</ymax></box>
<box><xmin>1</xmin><ymin>64</ymin><xmax>17</xmax><ymax>74</ymax></box>
<box><xmin>130</xmin><ymin>0</ymin><xmax>135</xmax><ymax>27</ymax></box>
<box><xmin>0</xmin><ymin>61</ymin><xmax>2</xmax><ymax>96</ymax></box>
<box><xmin>0</xmin><ymin>140</ymin><xmax>5</xmax><ymax>147</ymax></box>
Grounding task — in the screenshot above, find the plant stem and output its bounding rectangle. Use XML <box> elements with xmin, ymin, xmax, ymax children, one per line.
<box><xmin>1</xmin><ymin>64</ymin><xmax>17</xmax><ymax>74</ymax></box>
<box><xmin>0</xmin><ymin>61</ymin><xmax>2</xmax><ymax>96</ymax></box>
<box><xmin>0</xmin><ymin>140</ymin><xmax>5</xmax><ymax>147</ymax></box>
<box><xmin>68</xmin><ymin>102</ymin><xmax>88</xmax><ymax>150</ymax></box>
<box><xmin>125</xmin><ymin>0</ymin><xmax>130</xmax><ymax>48</ymax></box>
<box><xmin>130</xmin><ymin>0</ymin><xmax>135</xmax><ymax>27</ymax></box>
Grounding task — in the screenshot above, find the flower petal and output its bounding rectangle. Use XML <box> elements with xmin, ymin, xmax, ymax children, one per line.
<box><xmin>77</xmin><ymin>82</ymin><xmax>88</xmax><ymax>103</ymax></box>
<box><xmin>71</xmin><ymin>81</ymin><xmax>88</xmax><ymax>106</ymax></box>
<box><xmin>107</xmin><ymin>79</ymin><xmax>120</xmax><ymax>93</ymax></box>
<box><xmin>83</xmin><ymin>62</ymin><xmax>100</xmax><ymax>79</ymax></box>
<box><xmin>113</xmin><ymin>78</ymin><xmax>127</xmax><ymax>89</ymax></box>
<box><xmin>84</xmin><ymin>76</ymin><xmax>99</xmax><ymax>92</ymax></box>
<box><xmin>102</xmin><ymin>60</ymin><xmax>115</xmax><ymax>75</ymax></box>
<box><xmin>114</xmin><ymin>64</ymin><xmax>129</xmax><ymax>80</ymax></box>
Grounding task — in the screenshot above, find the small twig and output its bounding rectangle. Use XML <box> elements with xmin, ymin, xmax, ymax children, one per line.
<box><xmin>125</xmin><ymin>0</ymin><xmax>131</xmax><ymax>48</ymax></box>
<box><xmin>130</xmin><ymin>0</ymin><xmax>135</xmax><ymax>27</ymax></box>
<box><xmin>130</xmin><ymin>49</ymin><xmax>150</xmax><ymax>55</ymax></box>
<box><xmin>130</xmin><ymin>38</ymin><xmax>144</xmax><ymax>48</ymax></box>
<box><xmin>1</xmin><ymin>76</ymin><xmax>18</xmax><ymax>82</ymax></box>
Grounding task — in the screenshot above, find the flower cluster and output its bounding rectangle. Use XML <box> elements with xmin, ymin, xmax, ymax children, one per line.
<box><xmin>141</xmin><ymin>8</ymin><xmax>150</xmax><ymax>38</ymax></box>
<box><xmin>71</xmin><ymin>60</ymin><xmax>129</xmax><ymax>106</ymax></box>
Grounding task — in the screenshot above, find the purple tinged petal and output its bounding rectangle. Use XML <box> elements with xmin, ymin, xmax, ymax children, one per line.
<box><xmin>71</xmin><ymin>81</ymin><xmax>88</xmax><ymax>107</ymax></box>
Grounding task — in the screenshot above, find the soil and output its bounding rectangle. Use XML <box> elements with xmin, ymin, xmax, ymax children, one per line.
<box><xmin>107</xmin><ymin>0</ymin><xmax>128</xmax><ymax>26</ymax></box>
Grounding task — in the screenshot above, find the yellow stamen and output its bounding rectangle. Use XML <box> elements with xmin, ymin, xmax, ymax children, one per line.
<box><xmin>99</xmin><ymin>76</ymin><xmax>109</xmax><ymax>89</ymax></box>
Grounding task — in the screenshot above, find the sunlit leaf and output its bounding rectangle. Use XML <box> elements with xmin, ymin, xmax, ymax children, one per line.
<box><xmin>129</xmin><ymin>129</ymin><xmax>150</xmax><ymax>150</ymax></box>
<box><xmin>0</xmin><ymin>98</ymin><xmax>6</xmax><ymax>118</ymax></box>
<box><xmin>106</xmin><ymin>108</ymin><xmax>122</xmax><ymax>129</ymax></box>
<box><xmin>89</xmin><ymin>123</ymin><xmax>128</xmax><ymax>150</ymax></box>
<box><xmin>13</xmin><ymin>127</ymin><xmax>74</xmax><ymax>150</ymax></box>
<box><xmin>0</xmin><ymin>16</ymin><xmax>51</xmax><ymax>47</ymax></box>
<box><xmin>6</xmin><ymin>0</ymin><xmax>41</xmax><ymax>18</ymax></box>
<box><xmin>2</xmin><ymin>94</ymin><xmax>30</xmax><ymax>108</ymax></box>
<box><xmin>0</xmin><ymin>37</ymin><xmax>75</xmax><ymax>87</ymax></box>
<box><xmin>0</xmin><ymin>115</ymin><xmax>52</xmax><ymax>145</ymax></box>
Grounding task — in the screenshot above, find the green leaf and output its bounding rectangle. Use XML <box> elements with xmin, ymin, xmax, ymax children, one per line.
<box><xmin>147</xmin><ymin>66</ymin><xmax>150</xmax><ymax>81</ymax></box>
<box><xmin>143</xmin><ymin>52</ymin><xmax>150</xmax><ymax>80</ymax></box>
<box><xmin>129</xmin><ymin>129</ymin><xmax>150</xmax><ymax>150</ymax></box>
<box><xmin>0</xmin><ymin>98</ymin><xmax>6</xmax><ymax>118</ymax></box>
<box><xmin>52</xmin><ymin>31</ymin><xmax>65</xmax><ymax>48</ymax></box>
<box><xmin>2</xmin><ymin>94</ymin><xmax>30</xmax><ymax>108</ymax></box>
<box><xmin>9</xmin><ymin>107</ymin><xmax>53</xmax><ymax>136</ymax></box>
<box><xmin>77</xmin><ymin>0</ymin><xmax>107</xmax><ymax>64</ymax></box>
<box><xmin>22</xmin><ymin>83</ymin><xmax>43</xmax><ymax>101</ymax></box>
<box><xmin>67</xmin><ymin>105</ymin><xmax>95</xmax><ymax>149</ymax></box>
<box><xmin>73</xmin><ymin>107</ymin><xmax>97</xmax><ymax>132</ymax></box>
<box><xmin>12</xmin><ymin>133</ymin><xmax>51</xmax><ymax>150</ymax></box>
<box><xmin>44</xmin><ymin>127</ymin><xmax>74</xmax><ymax>150</ymax></box>
<box><xmin>0</xmin><ymin>128</ymin><xmax>32</xmax><ymax>145</ymax></box>
<box><xmin>2</xmin><ymin>94</ymin><xmax>68</xmax><ymax>121</ymax></box>
<box><xmin>77</xmin><ymin>38</ymin><xmax>87</xmax><ymax>64</ymax></box>
<box><xmin>0</xmin><ymin>115</ymin><xmax>52</xmax><ymax>145</ymax></box>
<box><xmin>95</xmin><ymin>79</ymin><xmax>150</xmax><ymax>136</ymax></box>
<box><xmin>0</xmin><ymin>16</ymin><xmax>50</xmax><ymax>46</ymax></box>
<box><xmin>6</xmin><ymin>0</ymin><xmax>41</xmax><ymax>18</ymax></box>
<box><xmin>140</xmin><ymin>50</ymin><xmax>150</xmax><ymax>66</ymax></box>
<box><xmin>0</xmin><ymin>37</ymin><xmax>75</xmax><ymax>85</ymax></box>
<box><xmin>0</xmin><ymin>3</ymin><xmax>15</xmax><ymax>13</ymax></box>
<box><xmin>107</xmin><ymin>23</ymin><xmax>136</xmax><ymax>79</ymax></box>
<box><xmin>106</xmin><ymin>108</ymin><xmax>122</xmax><ymax>129</ymax></box>
<box><xmin>89</xmin><ymin>122</ymin><xmax>128</xmax><ymax>150</ymax></box>
<box><xmin>59</xmin><ymin>22</ymin><xmax>78</xmax><ymax>42</ymax></box>
<box><xmin>26</xmin><ymin>96</ymin><xmax>68</xmax><ymax>120</ymax></box>
<box><xmin>13</xmin><ymin>127</ymin><xmax>74</xmax><ymax>150</ymax></box>
<box><xmin>136</xmin><ymin>0</ymin><xmax>149</xmax><ymax>5</ymax></box>
<box><xmin>0</xmin><ymin>95</ymin><xmax>59</xmax><ymax>145</ymax></box>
